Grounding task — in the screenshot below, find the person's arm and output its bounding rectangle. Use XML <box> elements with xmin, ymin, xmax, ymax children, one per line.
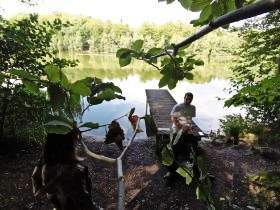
<box><xmin>193</xmin><ymin>106</ymin><xmax>196</xmax><ymax>118</ymax></box>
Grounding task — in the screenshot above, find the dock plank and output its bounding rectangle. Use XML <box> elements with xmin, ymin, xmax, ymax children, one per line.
<box><xmin>145</xmin><ymin>89</ymin><xmax>205</xmax><ymax>137</ymax></box>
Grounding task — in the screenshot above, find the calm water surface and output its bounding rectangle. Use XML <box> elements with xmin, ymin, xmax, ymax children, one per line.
<box><xmin>62</xmin><ymin>53</ymin><xmax>241</xmax><ymax>139</ymax></box>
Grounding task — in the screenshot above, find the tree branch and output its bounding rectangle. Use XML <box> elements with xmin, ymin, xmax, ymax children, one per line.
<box><xmin>81</xmin><ymin>140</ymin><xmax>116</xmax><ymax>163</ymax></box>
<box><xmin>153</xmin><ymin>0</ymin><xmax>280</xmax><ymax>58</ymax></box>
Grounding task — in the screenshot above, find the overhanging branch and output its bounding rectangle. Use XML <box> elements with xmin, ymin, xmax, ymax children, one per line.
<box><xmin>154</xmin><ymin>0</ymin><xmax>280</xmax><ymax>57</ymax></box>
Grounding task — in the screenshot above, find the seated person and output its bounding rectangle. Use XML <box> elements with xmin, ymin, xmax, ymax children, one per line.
<box><xmin>164</xmin><ymin>92</ymin><xmax>198</xmax><ymax>179</ymax></box>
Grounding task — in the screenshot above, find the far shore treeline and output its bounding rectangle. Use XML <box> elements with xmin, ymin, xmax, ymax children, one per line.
<box><xmin>12</xmin><ymin>13</ymin><xmax>240</xmax><ymax>57</ymax></box>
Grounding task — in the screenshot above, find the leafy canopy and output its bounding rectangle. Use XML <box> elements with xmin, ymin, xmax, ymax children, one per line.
<box><xmin>225</xmin><ymin>11</ymin><xmax>280</xmax><ymax>128</ymax></box>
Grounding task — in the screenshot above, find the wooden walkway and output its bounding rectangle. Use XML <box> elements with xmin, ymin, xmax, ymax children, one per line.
<box><xmin>145</xmin><ymin>89</ymin><xmax>205</xmax><ymax>137</ymax></box>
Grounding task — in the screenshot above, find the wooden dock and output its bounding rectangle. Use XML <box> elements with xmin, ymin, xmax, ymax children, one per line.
<box><xmin>145</xmin><ymin>89</ymin><xmax>206</xmax><ymax>137</ymax></box>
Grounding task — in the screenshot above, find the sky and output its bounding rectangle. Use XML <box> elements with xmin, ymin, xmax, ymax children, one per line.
<box><xmin>0</xmin><ymin>0</ymin><xmax>199</xmax><ymax>27</ymax></box>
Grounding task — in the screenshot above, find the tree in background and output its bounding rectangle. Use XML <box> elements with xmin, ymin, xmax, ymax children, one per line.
<box><xmin>225</xmin><ymin>11</ymin><xmax>280</xmax><ymax>142</ymax></box>
<box><xmin>0</xmin><ymin>14</ymin><xmax>75</xmax><ymax>142</ymax></box>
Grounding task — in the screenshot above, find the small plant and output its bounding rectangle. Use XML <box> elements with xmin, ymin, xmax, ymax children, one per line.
<box><xmin>248</xmin><ymin>171</ymin><xmax>280</xmax><ymax>209</ymax></box>
<box><xmin>219</xmin><ymin>114</ymin><xmax>247</xmax><ymax>145</ymax></box>
<box><xmin>161</xmin><ymin>144</ymin><xmax>217</xmax><ymax>209</ymax></box>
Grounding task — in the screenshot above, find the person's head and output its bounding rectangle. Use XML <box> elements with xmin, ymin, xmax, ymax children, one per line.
<box><xmin>43</xmin><ymin>128</ymin><xmax>81</xmax><ymax>165</ymax></box>
<box><xmin>184</xmin><ymin>92</ymin><xmax>193</xmax><ymax>105</ymax></box>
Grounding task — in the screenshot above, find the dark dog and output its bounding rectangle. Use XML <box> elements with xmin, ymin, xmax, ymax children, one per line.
<box><xmin>104</xmin><ymin>120</ymin><xmax>125</xmax><ymax>150</ymax></box>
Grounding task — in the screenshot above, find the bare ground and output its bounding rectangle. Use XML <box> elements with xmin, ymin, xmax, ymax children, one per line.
<box><xmin>0</xmin><ymin>137</ymin><xmax>279</xmax><ymax>210</ymax></box>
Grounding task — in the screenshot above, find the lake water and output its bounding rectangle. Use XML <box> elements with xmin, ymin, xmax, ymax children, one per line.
<box><xmin>62</xmin><ymin>53</ymin><xmax>241</xmax><ymax>139</ymax></box>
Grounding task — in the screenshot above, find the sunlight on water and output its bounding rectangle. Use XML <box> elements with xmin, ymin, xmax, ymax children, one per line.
<box><xmin>82</xmin><ymin>76</ymin><xmax>241</xmax><ymax>139</ymax></box>
<box><xmin>62</xmin><ymin>53</ymin><xmax>242</xmax><ymax>139</ymax></box>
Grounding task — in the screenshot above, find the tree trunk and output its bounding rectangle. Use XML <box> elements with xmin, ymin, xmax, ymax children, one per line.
<box><xmin>233</xmin><ymin>136</ymin><xmax>239</xmax><ymax>145</ymax></box>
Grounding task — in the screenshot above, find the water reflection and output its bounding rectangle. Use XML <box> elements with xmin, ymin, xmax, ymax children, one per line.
<box><xmin>61</xmin><ymin>53</ymin><xmax>240</xmax><ymax>138</ymax></box>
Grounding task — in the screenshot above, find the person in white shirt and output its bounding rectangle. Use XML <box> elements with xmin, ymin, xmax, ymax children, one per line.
<box><xmin>164</xmin><ymin>92</ymin><xmax>199</xmax><ymax>180</ymax></box>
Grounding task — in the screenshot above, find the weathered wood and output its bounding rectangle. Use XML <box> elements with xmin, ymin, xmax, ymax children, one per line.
<box><xmin>117</xmin><ymin>157</ymin><xmax>125</xmax><ymax>210</ymax></box>
<box><xmin>145</xmin><ymin>89</ymin><xmax>205</xmax><ymax>137</ymax></box>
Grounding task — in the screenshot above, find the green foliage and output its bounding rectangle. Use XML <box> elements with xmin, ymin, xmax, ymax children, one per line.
<box><xmin>161</xmin><ymin>143</ymin><xmax>216</xmax><ymax>208</ymax></box>
<box><xmin>219</xmin><ymin>114</ymin><xmax>247</xmax><ymax>144</ymax></box>
<box><xmin>79</xmin><ymin>122</ymin><xmax>99</xmax><ymax>129</ymax></box>
<box><xmin>248</xmin><ymin>171</ymin><xmax>280</xmax><ymax>209</ymax></box>
<box><xmin>161</xmin><ymin>145</ymin><xmax>174</xmax><ymax>166</ymax></box>
<box><xmin>42</xmin><ymin>66</ymin><xmax>124</xmax><ymax>134</ymax></box>
<box><xmin>0</xmin><ymin>14</ymin><xmax>125</xmax><ymax>139</ymax></box>
<box><xmin>160</xmin><ymin>0</ymin><xmax>258</xmax><ymax>26</ymax></box>
<box><xmin>0</xmin><ymin>87</ymin><xmax>49</xmax><ymax>144</ymax></box>
<box><xmin>0</xmin><ymin>14</ymin><xmax>74</xmax><ymax>142</ymax></box>
<box><xmin>176</xmin><ymin>165</ymin><xmax>193</xmax><ymax>185</ymax></box>
<box><xmin>88</xmin><ymin>81</ymin><xmax>125</xmax><ymax>105</ymax></box>
<box><xmin>45</xmin><ymin>120</ymin><xmax>73</xmax><ymax>135</ymax></box>
<box><xmin>226</xmin><ymin>11</ymin><xmax>280</xmax><ymax>132</ymax></box>
<box><xmin>116</xmin><ymin>40</ymin><xmax>204</xmax><ymax>89</ymax></box>
<box><xmin>32</xmin><ymin>13</ymin><xmax>239</xmax><ymax>58</ymax></box>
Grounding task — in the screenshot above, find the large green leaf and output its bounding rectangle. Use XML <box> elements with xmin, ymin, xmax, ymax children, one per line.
<box><xmin>46</xmin><ymin>114</ymin><xmax>73</xmax><ymax>125</ymax></box>
<box><xmin>131</xmin><ymin>39</ymin><xmax>144</xmax><ymax>52</ymax></box>
<box><xmin>44</xmin><ymin>65</ymin><xmax>61</xmax><ymax>83</ymax></box>
<box><xmin>117</xmin><ymin>48</ymin><xmax>133</xmax><ymax>67</ymax></box>
<box><xmin>146</xmin><ymin>47</ymin><xmax>163</xmax><ymax>57</ymax></box>
<box><xmin>69</xmin><ymin>93</ymin><xmax>81</xmax><ymax>108</ymax></box>
<box><xmin>87</xmin><ymin>96</ymin><xmax>103</xmax><ymax>105</ymax></box>
<box><xmin>179</xmin><ymin>0</ymin><xmax>192</xmax><ymax>9</ymax></box>
<box><xmin>158</xmin><ymin>76</ymin><xmax>169</xmax><ymax>88</ymax></box>
<box><xmin>47</xmin><ymin>84</ymin><xmax>66</xmax><ymax>109</ymax></box>
<box><xmin>60</xmin><ymin>71</ymin><xmax>70</xmax><ymax>89</ymax></box>
<box><xmin>79</xmin><ymin>122</ymin><xmax>99</xmax><ymax>129</ymax></box>
<box><xmin>116</xmin><ymin>48</ymin><xmax>132</xmax><ymax>58</ymax></box>
<box><xmin>45</xmin><ymin>120</ymin><xmax>73</xmax><ymax>134</ymax></box>
<box><xmin>91</xmin><ymin>82</ymin><xmax>122</xmax><ymax>94</ymax></box>
<box><xmin>194</xmin><ymin>4</ymin><xmax>212</xmax><ymax>26</ymax></box>
<box><xmin>119</xmin><ymin>55</ymin><xmax>132</xmax><ymax>67</ymax></box>
<box><xmin>211</xmin><ymin>1</ymin><xmax>225</xmax><ymax>18</ymax></box>
<box><xmin>161</xmin><ymin>146</ymin><xmax>174</xmax><ymax>166</ymax></box>
<box><xmin>190</xmin><ymin>0</ymin><xmax>211</xmax><ymax>12</ymax></box>
<box><xmin>98</xmin><ymin>89</ymin><xmax>115</xmax><ymax>101</ymax></box>
<box><xmin>70</xmin><ymin>80</ymin><xmax>91</xmax><ymax>96</ymax></box>
<box><xmin>176</xmin><ymin>167</ymin><xmax>193</xmax><ymax>185</ymax></box>
<box><xmin>168</xmin><ymin>78</ymin><xmax>177</xmax><ymax>89</ymax></box>
<box><xmin>185</xmin><ymin>72</ymin><xmax>194</xmax><ymax>80</ymax></box>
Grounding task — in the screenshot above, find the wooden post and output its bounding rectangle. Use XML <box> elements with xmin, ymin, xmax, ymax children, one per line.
<box><xmin>145</xmin><ymin>101</ymin><xmax>148</xmax><ymax>116</ymax></box>
<box><xmin>117</xmin><ymin>157</ymin><xmax>125</xmax><ymax>210</ymax></box>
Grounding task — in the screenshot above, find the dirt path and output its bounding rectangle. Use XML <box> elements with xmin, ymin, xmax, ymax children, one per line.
<box><xmin>0</xmin><ymin>138</ymin><xmax>279</xmax><ymax>210</ymax></box>
<box><xmin>84</xmin><ymin>137</ymin><xmax>205</xmax><ymax>210</ymax></box>
<box><xmin>200</xmin><ymin>141</ymin><xmax>280</xmax><ymax>209</ymax></box>
<box><xmin>0</xmin><ymin>138</ymin><xmax>204</xmax><ymax>210</ymax></box>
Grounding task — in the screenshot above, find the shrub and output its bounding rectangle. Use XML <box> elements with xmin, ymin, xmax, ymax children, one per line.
<box><xmin>219</xmin><ymin>114</ymin><xmax>247</xmax><ymax>145</ymax></box>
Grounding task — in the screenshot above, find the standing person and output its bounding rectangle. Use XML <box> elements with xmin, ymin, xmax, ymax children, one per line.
<box><xmin>164</xmin><ymin>92</ymin><xmax>199</xmax><ymax>179</ymax></box>
<box><xmin>31</xmin><ymin>128</ymin><xmax>101</xmax><ymax>210</ymax></box>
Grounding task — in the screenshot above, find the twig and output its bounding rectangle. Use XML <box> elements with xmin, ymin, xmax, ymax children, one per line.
<box><xmin>80</xmin><ymin>104</ymin><xmax>90</xmax><ymax>119</ymax></box>
<box><xmin>81</xmin><ymin>141</ymin><xmax>116</xmax><ymax>163</ymax></box>
<box><xmin>119</xmin><ymin>117</ymin><xmax>140</xmax><ymax>159</ymax></box>
<box><xmin>80</xmin><ymin>110</ymin><xmax>131</xmax><ymax>133</ymax></box>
